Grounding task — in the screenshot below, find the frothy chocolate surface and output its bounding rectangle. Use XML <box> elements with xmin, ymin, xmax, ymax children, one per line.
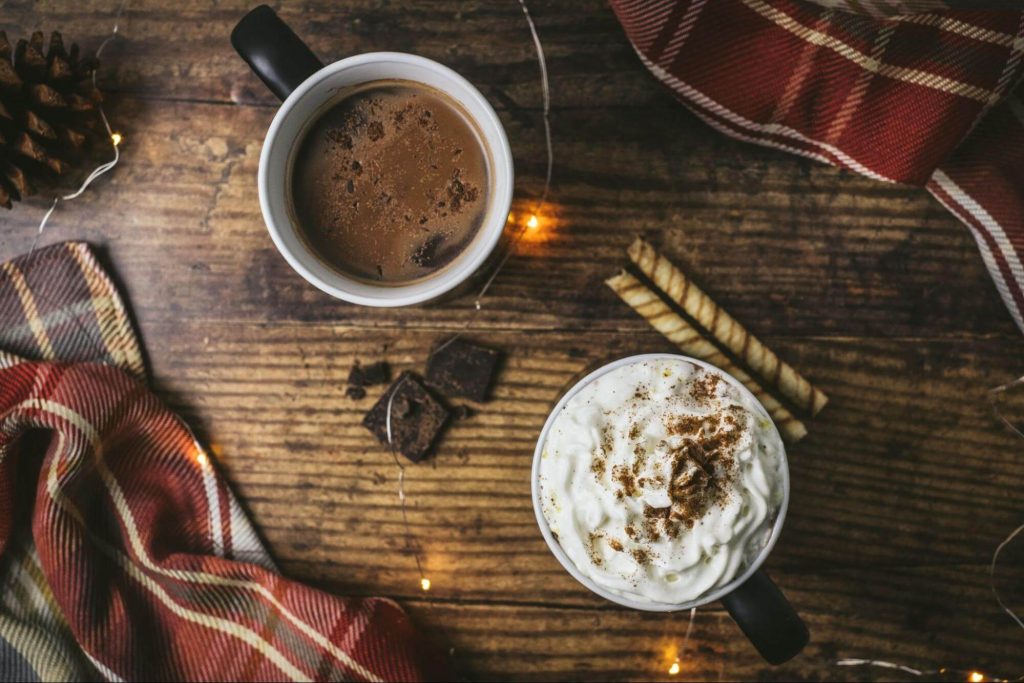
<box><xmin>290</xmin><ymin>80</ymin><xmax>489</xmax><ymax>284</ymax></box>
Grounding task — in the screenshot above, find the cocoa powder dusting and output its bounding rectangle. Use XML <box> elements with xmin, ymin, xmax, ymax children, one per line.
<box><xmin>612</xmin><ymin>465</ymin><xmax>639</xmax><ymax>498</ymax></box>
<box><xmin>668</xmin><ymin>415</ymin><xmax>706</xmax><ymax>437</ymax></box>
<box><xmin>631</xmin><ymin>548</ymin><xmax>651</xmax><ymax>566</ymax></box>
<box><xmin>689</xmin><ymin>371</ymin><xmax>722</xmax><ymax>403</ymax></box>
<box><xmin>580</xmin><ymin>367</ymin><xmax>753</xmax><ymax>582</ymax></box>
<box><xmin>638</xmin><ymin>410</ymin><xmax>746</xmax><ymax>541</ymax></box>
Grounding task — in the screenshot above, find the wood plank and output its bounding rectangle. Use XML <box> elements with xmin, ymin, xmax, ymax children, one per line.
<box><xmin>3</xmin><ymin>3</ymin><xmax>1022</xmax><ymax>679</ymax></box>
<box><xmin>405</xmin><ymin>561</ymin><xmax>1024</xmax><ymax>681</ymax></box>
<box><xmin>0</xmin><ymin>96</ymin><xmax>1015</xmax><ymax>339</ymax></box>
<box><xmin>141</xmin><ymin>323</ymin><xmax>1024</xmax><ymax>608</ymax></box>
<box><xmin>0</xmin><ymin>1</ymin><xmax>667</xmax><ymax>110</ymax></box>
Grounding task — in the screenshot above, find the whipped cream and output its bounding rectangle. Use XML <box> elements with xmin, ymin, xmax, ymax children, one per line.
<box><xmin>538</xmin><ymin>358</ymin><xmax>784</xmax><ymax>605</ymax></box>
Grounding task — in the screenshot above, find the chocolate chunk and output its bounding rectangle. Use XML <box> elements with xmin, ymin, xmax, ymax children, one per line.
<box><xmin>361</xmin><ymin>361</ymin><xmax>390</xmax><ymax>385</ymax></box>
<box><xmin>425</xmin><ymin>338</ymin><xmax>501</xmax><ymax>402</ymax></box>
<box><xmin>348</xmin><ymin>360</ymin><xmax>391</xmax><ymax>387</ymax></box>
<box><xmin>363</xmin><ymin>372</ymin><xmax>449</xmax><ymax>462</ymax></box>
<box><xmin>345</xmin><ymin>385</ymin><xmax>366</xmax><ymax>400</ymax></box>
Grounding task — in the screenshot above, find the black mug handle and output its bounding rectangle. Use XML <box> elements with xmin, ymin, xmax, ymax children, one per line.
<box><xmin>721</xmin><ymin>569</ymin><xmax>808</xmax><ymax>665</ymax></box>
<box><xmin>231</xmin><ymin>5</ymin><xmax>324</xmax><ymax>101</ymax></box>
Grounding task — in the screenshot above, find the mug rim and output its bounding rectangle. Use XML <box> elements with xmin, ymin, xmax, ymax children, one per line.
<box><xmin>258</xmin><ymin>52</ymin><xmax>514</xmax><ymax>307</ymax></box>
<box><xmin>530</xmin><ymin>353</ymin><xmax>791</xmax><ymax>612</ymax></box>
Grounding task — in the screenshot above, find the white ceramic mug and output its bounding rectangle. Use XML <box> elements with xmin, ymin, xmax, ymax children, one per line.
<box><xmin>232</xmin><ymin>6</ymin><xmax>514</xmax><ymax>307</ymax></box>
<box><xmin>532</xmin><ymin>353</ymin><xmax>808</xmax><ymax>664</ymax></box>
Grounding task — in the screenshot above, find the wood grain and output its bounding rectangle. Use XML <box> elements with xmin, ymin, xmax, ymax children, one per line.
<box><xmin>0</xmin><ymin>0</ymin><xmax>666</xmax><ymax>109</ymax></box>
<box><xmin>145</xmin><ymin>324</ymin><xmax>1024</xmax><ymax>589</ymax></box>
<box><xmin>406</xmin><ymin>562</ymin><xmax>1023</xmax><ymax>682</ymax></box>
<box><xmin>0</xmin><ymin>96</ymin><xmax>1017</xmax><ymax>340</ymax></box>
<box><xmin>1</xmin><ymin>1</ymin><xmax>1023</xmax><ymax>680</ymax></box>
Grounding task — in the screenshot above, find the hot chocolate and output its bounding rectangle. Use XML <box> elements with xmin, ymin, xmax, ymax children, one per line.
<box><xmin>289</xmin><ymin>80</ymin><xmax>489</xmax><ymax>284</ymax></box>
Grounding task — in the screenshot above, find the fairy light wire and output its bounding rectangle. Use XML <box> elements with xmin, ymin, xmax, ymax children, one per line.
<box><xmin>15</xmin><ymin>1</ymin><xmax>129</xmax><ymax>357</ymax></box>
<box><xmin>382</xmin><ymin>0</ymin><xmax>555</xmax><ymax>592</ymax></box>
<box><xmin>432</xmin><ymin>0</ymin><xmax>553</xmax><ymax>361</ymax></box>
<box><xmin>988</xmin><ymin>376</ymin><xmax>1024</xmax><ymax>632</ymax></box>
<box><xmin>667</xmin><ymin>607</ymin><xmax>697</xmax><ymax>675</ymax></box>
<box><xmin>836</xmin><ymin>661</ymin><xmax>1019</xmax><ymax>683</ymax></box>
<box><xmin>837</xmin><ymin>378</ymin><xmax>1024</xmax><ymax>681</ymax></box>
<box><xmin>29</xmin><ymin>0</ymin><xmax>128</xmax><ymax>256</ymax></box>
<box><xmin>836</xmin><ymin>659</ymin><xmax>927</xmax><ymax>677</ymax></box>
<box><xmin>384</xmin><ymin>374</ymin><xmax>428</xmax><ymax>587</ymax></box>
<box><xmin>518</xmin><ymin>0</ymin><xmax>551</xmax><ymax>206</ymax></box>
<box><xmin>991</xmin><ymin>521</ymin><xmax>1024</xmax><ymax>632</ymax></box>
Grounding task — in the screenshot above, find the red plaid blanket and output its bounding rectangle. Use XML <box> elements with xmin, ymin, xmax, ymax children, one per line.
<box><xmin>0</xmin><ymin>243</ymin><xmax>450</xmax><ymax>681</ymax></box>
<box><xmin>610</xmin><ymin>0</ymin><xmax>1024</xmax><ymax>331</ymax></box>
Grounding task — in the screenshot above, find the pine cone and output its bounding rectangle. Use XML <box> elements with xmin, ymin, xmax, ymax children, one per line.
<box><xmin>0</xmin><ymin>30</ymin><xmax>103</xmax><ymax>209</ymax></box>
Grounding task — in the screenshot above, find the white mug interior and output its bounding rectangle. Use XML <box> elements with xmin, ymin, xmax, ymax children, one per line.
<box><xmin>258</xmin><ymin>53</ymin><xmax>515</xmax><ymax>307</ymax></box>
<box><xmin>530</xmin><ymin>353</ymin><xmax>791</xmax><ymax>612</ymax></box>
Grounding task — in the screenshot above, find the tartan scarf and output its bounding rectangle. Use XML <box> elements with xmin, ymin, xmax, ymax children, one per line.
<box><xmin>0</xmin><ymin>242</ymin><xmax>450</xmax><ymax>681</ymax></box>
<box><xmin>610</xmin><ymin>0</ymin><xmax>1024</xmax><ymax>332</ymax></box>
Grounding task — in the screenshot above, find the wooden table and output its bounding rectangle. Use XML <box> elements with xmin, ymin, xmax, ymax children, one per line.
<box><xmin>3</xmin><ymin>2</ymin><xmax>1023</xmax><ymax>680</ymax></box>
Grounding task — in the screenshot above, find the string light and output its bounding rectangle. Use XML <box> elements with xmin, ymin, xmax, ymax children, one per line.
<box><xmin>836</xmin><ymin>377</ymin><xmax>1024</xmax><ymax>682</ymax></box>
<box><xmin>836</xmin><ymin>662</ymin><xmax>1016</xmax><ymax>682</ymax></box>
<box><xmin>195</xmin><ymin>451</ymin><xmax>208</xmax><ymax>467</ymax></box>
<box><xmin>383</xmin><ymin>375</ymin><xmax>430</xmax><ymax>592</ymax></box>
<box><xmin>385</xmin><ymin>0</ymin><xmax>561</xmax><ymax>593</ymax></box>
<box><xmin>668</xmin><ymin>660</ymin><xmax>680</xmax><ymax>676</ymax></box>
<box><xmin>28</xmin><ymin>0</ymin><xmax>128</xmax><ymax>256</ymax></box>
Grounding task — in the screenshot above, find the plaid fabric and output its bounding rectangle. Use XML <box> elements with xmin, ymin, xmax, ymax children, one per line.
<box><xmin>0</xmin><ymin>243</ymin><xmax>450</xmax><ymax>682</ymax></box>
<box><xmin>610</xmin><ymin>0</ymin><xmax>1024</xmax><ymax>332</ymax></box>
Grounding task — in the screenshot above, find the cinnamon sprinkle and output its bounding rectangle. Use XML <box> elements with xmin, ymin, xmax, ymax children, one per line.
<box><xmin>631</xmin><ymin>548</ymin><xmax>651</xmax><ymax>566</ymax></box>
<box><xmin>689</xmin><ymin>371</ymin><xmax>721</xmax><ymax>403</ymax></box>
<box><xmin>648</xmin><ymin>411</ymin><xmax>745</xmax><ymax>540</ymax></box>
<box><xmin>612</xmin><ymin>464</ymin><xmax>639</xmax><ymax>498</ymax></box>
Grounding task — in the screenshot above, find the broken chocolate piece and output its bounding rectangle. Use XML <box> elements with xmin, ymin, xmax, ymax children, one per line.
<box><xmin>361</xmin><ymin>361</ymin><xmax>390</xmax><ymax>385</ymax></box>
<box><xmin>363</xmin><ymin>371</ymin><xmax>449</xmax><ymax>462</ymax></box>
<box><xmin>426</xmin><ymin>338</ymin><xmax>501</xmax><ymax>402</ymax></box>
<box><xmin>348</xmin><ymin>360</ymin><xmax>391</xmax><ymax>388</ymax></box>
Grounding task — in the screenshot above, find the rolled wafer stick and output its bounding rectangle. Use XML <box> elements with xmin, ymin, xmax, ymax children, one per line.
<box><xmin>628</xmin><ymin>237</ymin><xmax>828</xmax><ymax>416</ymax></box>
<box><xmin>606</xmin><ymin>270</ymin><xmax>808</xmax><ymax>444</ymax></box>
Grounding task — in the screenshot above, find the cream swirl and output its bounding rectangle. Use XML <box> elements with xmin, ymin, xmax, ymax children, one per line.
<box><xmin>538</xmin><ymin>358</ymin><xmax>784</xmax><ymax>605</ymax></box>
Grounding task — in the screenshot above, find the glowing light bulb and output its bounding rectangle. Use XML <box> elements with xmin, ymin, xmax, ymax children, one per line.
<box><xmin>420</xmin><ymin>577</ymin><xmax>431</xmax><ymax>591</ymax></box>
<box><xmin>526</xmin><ymin>214</ymin><xmax>539</xmax><ymax>230</ymax></box>
<box><xmin>968</xmin><ymin>673</ymin><xmax>984</xmax><ymax>683</ymax></box>
<box><xmin>111</xmin><ymin>132</ymin><xmax>122</xmax><ymax>147</ymax></box>
<box><xmin>668</xmin><ymin>660</ymin><xmax>680</xmax><ymax>676</ymax></box>
<box><xmin>196</xmin><ymin>451</ymin><xmax>208</xmax><ymax>467</ymax></box>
